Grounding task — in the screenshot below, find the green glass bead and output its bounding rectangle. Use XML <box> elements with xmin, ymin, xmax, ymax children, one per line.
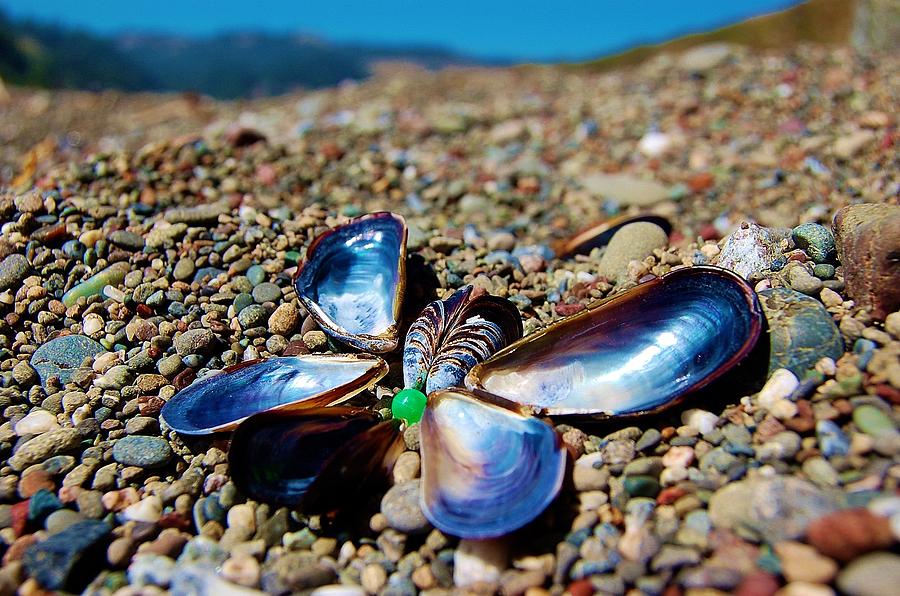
<box><xmin>391</xmin><ymin>388</ymin><xmax>427</xmax><ymax>424</ymax></box>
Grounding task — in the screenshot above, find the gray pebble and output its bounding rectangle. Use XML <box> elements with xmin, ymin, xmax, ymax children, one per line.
<box><xmin>174</xmin><ymin>328</ymin><xmax>215</xmax><ymax>356</ymax></box>
<box><xmin>238</xmin><ymin>304</ymin><xmax>268</xmax><ymax>329</ymax></box>
<box><xmin>381</xmin><ymin>480</ymin><xmax>429</xmax><ymax>533</ymax></box>
<box><xmin>791</xmin><ymin>222</ymin><xmax>835</xmax><ymax>263</ymax></box>
<box><xmin>173</xmin><ymin>258</ymin><xmax>196</xmax><ymax>281</ymax></box>
<box><xmin>112</xmin><ymin>435</ymin><xmax>173</xmax><ymax>468</ymax></box>
<box><xmin>252</xmin><ymin>282</ymin><xmax>281</xmax><ymax>304</ymax></box>
<box><xmin>0</xmin><ymin>253</ymin><xmax>29</xmax><ymax>290</ymax></box>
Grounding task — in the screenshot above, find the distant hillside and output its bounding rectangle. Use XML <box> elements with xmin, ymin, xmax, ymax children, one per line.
<box><xmin>566</xmin><ymin>0</ymin><xmax>859</xmax><ymax>73</ymax></box>
<box><xmin>0</xmin><ymin>11</ymin><xmax>493</xmax><ymax>99</ymax></box>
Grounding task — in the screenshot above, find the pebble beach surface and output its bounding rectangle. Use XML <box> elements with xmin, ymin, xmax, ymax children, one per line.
<box><xmin>0</xmin><ymin>44</ymin><xmax>898</xmax><ymax>595</ymax></box>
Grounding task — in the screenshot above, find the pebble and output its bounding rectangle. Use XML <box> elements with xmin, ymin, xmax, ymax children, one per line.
<box><xmin>30</xmin><ymin>335</ymin><xmax>105</xmax><ymax>388</ymax></box>
<box><xmin>9</xmin><ymin>428</ymin><xmax>81</xmax><ymax>471</ymax></box>
<box><xmin>572</xmin><ymin>452</ymin><xmax>609</xmax><ymax>491</ymax></box>
<box><xmin>791</xmin><ymin>223</ymin><xmax>835</xmax><ymax>264</ymax></box>
<box><xmin>681</xmin><ymin>409</ymin><xmax>718</xmax><ymax>435</ymax></box>
<box><xmin>61</xmin><ymin>262</ymin><xmax>129</xmax><ymax>306</ymax></box>
<box><xmin>789</xmin><ymin>266</ymin><xmax>824</xmax><ymax>295</ymax></box>
<box><xmin>597</xmin><ymin>222</ymin><xmax>668</xmax><ymax>283</ymax></box>
<box><xmin>758</xmin><ymin>368</ymin><xmax>800</xmax><ymax>407</ymax></box>
<box><xmin>268</xmin><ymin>303</ymin><xmax>299</xmax><ymax>335</ymax></box>
<box><xmin>582</xmin><ymin>173</ymin><xmax>669</xmax><ymax>207</ymax></box>
<box><xmin>715</xmin><ymin>223</ymin><xmax>779</xmax><ymax>280</ymax></box>
<box><xmin>759</xmin><ymin>288</ymin><xmax>844</xmax><ymax>376</ymax></box>
<box><xmin>0</xmin><ymin>253</ymin><xmax>30</xmax><ymax>290</ymax></box>
<box><xmin>174</xmin><ymin>328</ymin><xmax>216</xmax><ymax>356</ymax></box>
<box><xmin>836</xmin><ymin>552</ymin><xmax>900</xmax><ymax>596</ymax></box>
<box><xmin>380</xmin><ymin>480</ymin><xmax>428</xmax><ymax>533</ymax></box>
<box><xmin>454</xmin><ymin>538</ymin><xmax>508</xmax><ymax>588</ymax></box>
<box><xmin>14</xmin><ymin>409</ymin><xmax>59</xmax><ymax>435</ymax></box>
<box><xmin>121</xmin><ymin>496</ymin><xmax>163</xmax><ymax>523</ymax></box>
<box><xmin>173</xmin><ymin>258</ymin><xmax>196</xmax><ymax>281</ymax></box>
<box><xmin>22</xmin><ymin>519</ymin><xmax>110</xmax><ymax>591</ymax></box>
<box><xmin>44</xmin><ymin>509</ymin><xmax>84</xmax><ymax>534</ymax></box>
<box><xmin>112</xmin><ymin>436</ymin><xmax>173</xmax><ymax>468</ymax></box>
<box><xmin>775</xmin><ymin>541</ymin><xmax>837</xmax><ymax>584</ymax></box>
<box><xmin>806</xmin><ymin>508</ymin><xmax>894</xmax><ymax>562</ymax></box>
<box><xmin>252</xmin><ymin>282</ymin><xmax>281</xmax><ymax>304</ymax></box>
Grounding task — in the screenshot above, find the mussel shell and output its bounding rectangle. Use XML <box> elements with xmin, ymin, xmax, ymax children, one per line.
<box><xmin>420</xmin><ymin>389</ymin><xmax>566</xmax><ymax>539</ymax></box>
<box><xmin>229</xmin><ymin>407</ymin><xmax>404</xmax><ymax>511</ymax></box>
<box><xmin>294</xmin><ymin>212</ymin><xmax>407</xmax><ymax>353</ymax></box>
<box><xmin>403</xmin><ymin>285</ymin><xmax>523</xmax><ymax>393</ymax></box>
<box><xmin>466</xmin><ymin>266</ymin><xmax>763</xmax><ymax>417</ymax></box>
<box><xmin>160</xmin><ymin>354</ymin><xmax>387</xmax><ymax>435</ymax></box>
<box><xmin>553</xmin><ymin>214</ymin><xmax>672</xmax><ymax>258</ymax></box>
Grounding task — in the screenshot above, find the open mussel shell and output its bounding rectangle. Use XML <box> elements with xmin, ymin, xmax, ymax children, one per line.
<box><xmin>466</xmin><ymin>266</ymin><xmax>763</xmax><ymax>417</ymax></box>
<box><xmin>403</xmin><ymin>285</ymin><xmax>523</xmax><ymax>393</ymax></box>
<box><xmin>229</xmin><ymin>407</ymin><xmax>404</xmax><ymax>512</ymax></box>
<box><xmin>553</xmin><ymin>214</ymin><xmax>672</xmax><ymax>258</ymax></box>
<box><xmin>294</xmin><ymin>212</ymin><xmax>407</xmax><ymax>353</ymax></box>
<box><xmin>160</xmin><ymin>354</ymin><xmax>387</xmax><ymax>435</ymax></box>
<box><xmin>420</xmin><ymin>389</ymin><xmax>566</xmax><ymax>539</ymax></box>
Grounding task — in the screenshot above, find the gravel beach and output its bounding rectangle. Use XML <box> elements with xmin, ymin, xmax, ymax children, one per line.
<box><xmin>0</xmin><ymin>43</ymin><xmax>897</xmax><ymax>595</ymax></box>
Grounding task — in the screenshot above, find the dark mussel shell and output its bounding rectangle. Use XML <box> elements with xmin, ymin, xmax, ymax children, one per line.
<box><xmin>552</xmin><ymin>214</ymin><xmax>672</xmax><ymax>258</ymax></box>
<box><xmin>229</xmin><ymin>407</ymin><xmax>404</xmax><ymax>511</ymax></box>
<box><xmin>403</xmin><ymin>285</ymin><xmax>523</xmax><ymax>393</ymax></box>
<box><xmin>160</xmin><ymin>354</ymin><xmax>387</xmax><ymax>435</ymax></box>
<box><xmin>294</xmin><ymin>212</ymin><xmax>407</xmax><ymax>353</ymax></box>
<box><xmin>466</xmin><ymin>266</ymin><xmax>763</xmax><ymax>417</ymax></box>
<box><xmin>419</xmin><ymin>389</ymin><xmax>566</xmax><ymax>539</ymax></box>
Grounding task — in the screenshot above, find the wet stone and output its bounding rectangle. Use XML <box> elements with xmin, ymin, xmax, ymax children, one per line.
<box><xmin>112</xmin><ymin>436</ymin><xmax>172</xmax><ymax>468</ymax></box>
<box><xmin>759</xmin><ymin>288</ymin><xmax>843</xmax><ymax>376</ymax></box>
<box><xmin>23</xmin><ymin>519</ymin><xmax>111</xmax><ymax>591</ymax></box>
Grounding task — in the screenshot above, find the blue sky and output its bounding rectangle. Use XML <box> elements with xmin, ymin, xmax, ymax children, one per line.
<box><xmin>1</xmin><ymin>0</ymin><xmax>802</xmax><ymax>61</ymax></box>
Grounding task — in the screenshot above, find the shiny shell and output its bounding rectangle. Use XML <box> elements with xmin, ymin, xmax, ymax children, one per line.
<box><xmin>403</xmin><ymin>285</ymin><xmax>523</xmax><ymax>393</ymax></box>
<box><xmin>294</xmin><ymin>212</ymin><xmax>407</xmax><ymax>352</ymax></box>
<box><xmin>553</xmin><ymin>214</ymin><xmax>672</xmax><ymax>258</ymax></box>
<box><xmin>420</xmin><ymin>389</ymin><xmax>566</xmax><ymax>539</ymax></box>
<box><xmin>160</xmin><ymin>354</ymin><xmax>387</xmax><ymax>435</ymax></box>
<box><xmin>229</xmin><ymin>407</ymin><xmax>404</xmax><ymax>511</ymax></box>
<box><xmin>466</xmin><ymin>266</ymin><xmax>763</xmax><ymax>416</ymax></box>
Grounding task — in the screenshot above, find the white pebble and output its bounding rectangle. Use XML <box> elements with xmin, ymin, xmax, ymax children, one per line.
<box><xmin>814</xmin><ymin>357</ymin><xmax>836</xmax><ymax>377</ymax></box>
<box><xmin>311</xmin><ymin>586</ymin><xmax>365</xmax><ymax>596</ymax></box>
<box><xmin>15</xmin><ymin>409</ymin><xmax>59</xmax><ymax>436</ymax></box>
<box><xmin>868</xmin><ymin>495</ymin><xmax>900</xmax><ymax>518</ymax></box>
<box><xmin>660</xmin><ymin>466</ymin><xmax>689</xmax><ymax>486</ymax></box>
<box><xmin>681</xmin><ymin>409</ymin><xmax>718</xmax><ymax>435</ymax></box>
<box><xmin>121</xmin><ymin>495</ymin><xmax>162</xmax><ymax>523</ymax></box>
<box><xmin>638</xmin><ymin>131</ymin><xmax>672</xmax><ymax>157</ymax></box>
<box><xmin>454</xmin><ymin>538</ymin><xmax>509</xmax><ymax>588</ymax></box>
<box><xmin>92</xmin><ymin>351</ymin><xmax>123</xmax><ymax>374</ymax></box>
<box><xmin>758</xmin><ymin>368</ymin><xmax>799</xmax><ymax>408</ymax></box>
<box><xmin>82</xmin><ymin>313</ymin><xmax>104</xmax><ymax>336</ymax></box>
<box><xmin>72</xmin><ymin>404</ymin><xmax>92</xmax><ymax>425</ymax></box>
<box><xmin>771</xmin><ymin>398</ymin><xmax>799</xmax><ymax>420</ymax></box>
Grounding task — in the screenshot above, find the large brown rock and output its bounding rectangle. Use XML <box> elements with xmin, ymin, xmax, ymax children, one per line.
<box><xmin>833</xmin><ymin>203</ymin><xmax>900</xmax><ymax>320</ymax></box>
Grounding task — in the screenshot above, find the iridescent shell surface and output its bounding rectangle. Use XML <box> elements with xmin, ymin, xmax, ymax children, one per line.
<box><xmin>553</xmin><ymin>214</ymin><xmax>672</xmax><ymax>258</ymax></box>
<box><xmin>229</xmin><ymin>407</ymin><xmax>403</xmax><ymax>511</ymax></box>
<box><xmin>467</xmin><ymin>266</ymin><xmax>763</xmax><ymax>416</ymax></box>
<box><xmin>403</xmin><ymin>285</ymin><xmax>523</xmax><ymax>393</ymax></box>
<box><xmin>419</xmin><ymin>389</ymin><xmax>566</xmax><ymax>539</ymax></box>
<box><xmin>160</xmin><ymin>354</ymin><xmax>387</xmax><ymax>435</ymax></box>
<box><xmin>294</xmin><ymin>212</ymin><xmax>407</xmax><ymax>352</ymax></box>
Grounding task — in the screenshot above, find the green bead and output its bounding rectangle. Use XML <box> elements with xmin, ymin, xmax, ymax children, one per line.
<box><xmin>392</xmin><ymin>388</ymin><xmax>427</xmax><ymax>424</ymax></box>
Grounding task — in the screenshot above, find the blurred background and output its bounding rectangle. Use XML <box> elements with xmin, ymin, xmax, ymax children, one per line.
<box><xmin>0</xmin><ymin>0</ymin><xmax>893</xmax><ymax>99</ymax></box>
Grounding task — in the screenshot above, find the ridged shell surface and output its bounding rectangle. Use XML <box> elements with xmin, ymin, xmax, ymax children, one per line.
<box><xmin>467</xmin><ymin>266</ymin><xmax>763</xmax><ymax>416</ymax></box>
<box><xmin>420</xmin><ymin>389</ymin><xmax>566</xmax><ymax>538</ymax></box>
<box><xmin>160</xmin><ymin>354</ymin><xmax>387</xmax><ymax>435</ymax></box>
<box><xmin>403</xmin><ymin>286</ymin><xmax>523</xmax><ymax>393</ymax></box>
<box><xmin>294</xmin><ymin>212</ymin><xmax>407</xmax><ymax>352</ymax></box>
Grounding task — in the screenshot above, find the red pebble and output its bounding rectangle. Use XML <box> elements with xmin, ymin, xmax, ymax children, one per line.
<box><xmin>566</xmin><ymin>579</ymin><xmax>594</xmax><ymax>596</ymax></box>
<box><xmin>2</xmin><ymin>534</ymin><xmax>40</xmax><ymax>564</ymax></box>
<box><xmin>10</xmin><ymin>501</ymin><xmax>29</xmax><ymax>537</ymax></box>
<box><xmin>657</xmin><ymin>487</ymin><xmax>687</xmax><ymax>506</ymax></box>
<box><xmin>158</xmin><ymin>512</ymin><xmax>192</xmax><ymax>531</ymax></box>
<box><xmin>688</xmin><ymin>172</ymin><xmax>715</xmax><ymax>193</ymax></box>
<box><xmin>699</xmin><ymin>224</ymin><xmax>719</xmax><ymax>241</ymax></box>
<box><xmin>173</xmin><ymin>368</ymin><xmax>196</xmax><ymax>390</ymax></box>
<box><xmin>555</xmin><ymin>303</ymin><xmax>585</xmax><ymax>317</ymax></box>
<box><xmin>806</xmin><ymin>508</ymin><xmax>894</xmax><ymax>562</ymax></box>
<box><xmin>734</xmin><ymin>571</ymin><xmax>779</xmax><ymax>596</ymax></box>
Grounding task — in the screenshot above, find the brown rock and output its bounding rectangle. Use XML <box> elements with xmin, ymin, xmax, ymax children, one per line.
<box><xmin>833</xmin><ymin>204</ymin><xmax>900</xmax><ymax>320</ymax></box>
<box><xmin>18</xmin><ymin>470</ymin><xmax>55</xmax><ymax>499</ymax></box>
<box><xmin>805</xmin><ymin>508</ymin><xmax>894</xmax><ymax>562</ymax></box>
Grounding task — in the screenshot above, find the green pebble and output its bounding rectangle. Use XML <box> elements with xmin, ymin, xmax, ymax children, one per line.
<box><xmin>284</xmin><ymin>250</ymin><xmax>301</xmax><ymax>265</ymax></box>
<box><xmin>812</xmin><ymin>263</ymin><xmax>835</xmax><ymax>279</ymax></box>
<box><xmin>623</xmin><ymin>475</ymin><xmax>660</xmax><ymax>498</ymax></box>
<box><xmin>246</xmin><ymin>265</ymin><xmax>266</xmax><ymax>286</ymax></box>
<box><xmin>392</xmin><ymin>388</ymin><xmax>427</xmax><ymax>424</ymax></box>
<box><xmin>61</xmin><ymin>263</ymin><xmax>128</xmax><ymax>307</ymax></box>
<box><xmin>791</xmin><ymin>223</ymin><xmax>835</xmax><ymax>264</ymax></box>
<box><xmin>853</xmin><ymin>405</ymin><xmax>896</xmax><ymax>437</ymax></box>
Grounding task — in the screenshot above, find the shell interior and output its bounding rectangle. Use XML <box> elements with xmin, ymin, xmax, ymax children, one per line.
<box><xmin>294</xmin><ymin>212</ymin><xmax>407</xmax><ymax>352</ymax></box>
<box><xmin>160</xmin><ymin>354</ymin><xmax>387</xmax><ymax>435</ymax></box>
<box><xmin>466</xmin><ymin>266</ymin><xmax>763</xmax><ymax>416</ymax></box>
<box><xmin>419</xmin><ymin>389</ymin><xmax>566</xmax><ymax>539</ymax></box>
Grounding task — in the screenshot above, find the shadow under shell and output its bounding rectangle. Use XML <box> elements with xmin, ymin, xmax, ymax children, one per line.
<box><xmin>467</xmin><ymin>266</ymin><xmax>763</xmax><ymax>417</ymax></box>
<box><xmin>160</xmin><ymin>354</ymin><xmax>387</xmax><ymax>435</ymax></box>
<box><xmin>229</xmin><ymin>407</ymin><xmax>404</xmax><ymax>512</ymax></box>
<box><xmin>294</xmin><ymin>212</ymin><xmax>407</xmax><ymax>353</ymax></box>
<box><xmin>420</xmin><ymin>389</ymin><xmax>566</xmax><ymax>539</ymax></box>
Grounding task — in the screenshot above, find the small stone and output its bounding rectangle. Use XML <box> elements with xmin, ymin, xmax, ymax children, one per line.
<box><xmin>44</xmin><ymin>509</ymin><xmax>84</xmax><ymax>534</ymax></box>
<box><xmin>597</xmin><ymin>222</ymin><xmax>668</xmax><ymax>283</ymax></box>
<box><xmin>791</xmin><ymin>224</ymin><xmax>835</xmax><ymax>264</ymax></box>
<box><xmin>61</xmin><ymin>263</ymin><xmax>129</xmax><ymax>307</ymax></box>
<box><xmin>9</xmin><ymin>428</ymin><xmax>81</xmax><ymax>471</ymax></box>
<box><xmin>174</xmin><ymin>329</ymin><xmax>215</xmax><ymax>356</ymax></box>
<box><xmin>112</xmin><ymin>436</ymin><xmax>173</xmax><ymax>468</ymax></box>
<box><xmin>833</xmin><ymin>203</ymin><xmax>900</xmax><ymax>320</ymax></box>
<box><xmin>15</xmin><ymin>410</ymin><xmax>59</xmax><ymax>436</ymax></box>
<box><xmin>572</xmin><ymin>452</ymin><xmax>609</xmax><ymax>491</ymax></box>
<box><xmin>122</xmin><ymin>496</ymin><xmax>163</xmax><ymax>523</ymax></box>
<box><xmin>759</xmin><ymin>288</ymin><xmax>843</xmax><ymax>376</ymax></box>
<box><xmin>454</xmin><ymin>538</ymin><xmax>508</xmax><ymax>589</ymax></box>
<box><xmin>678</xmin><ymin>43</ymin><xmax>732</xmax><ymax>70</ymax></box>
<box><xmin>758</xmin><ymin>369</ymin><xmax>800</xmax><ymax>407</ymax></box>
<box><xmin>832</xmin><ymin>130</ymin><xmax>876</xmax><ymax>158</ymax></box>
<box><xmin>31</xmin><ymin>335</ymin><xmax>105</xmax><ymax>388</ymax></box>
<box><xmin>775</xmin><ymin>541</ymin><xmax>837</xmax><ymax>584</ymax></box>
<box><xmin>715</xmin><ymin>223</ymin><xmax>779</xmax><ymax>280</ymax></box>
<box><xmin>173</xmin><ymin>258</ymin><xmax>196</xmax><ymax>281</ymax></box>
<box><xmin>0</xmin><ymin>254</ymin><xmax>29</xmax><ymax>290</ymax></box>
<box><xmin>392</xmin><ymin>451</ymin><xmax>421</xmax><ymax>483</ymax></box>
<box><xmin>109</xmin><ymin>230</ymin><xmax>145</xmax><ymax>251</ymax></box>
<box><xmin>681</xmin><ymin>409</ymin><xmax>718</xmax><ymax>435</ymax></box>
<box><xmin>836</xmin><ymin>552</ymin><xmax>900</xmax><ymax>596</ymax></box>
<box><xmin>852</xmin><ymin>404</ymin><xmax>897</xmax><ymax>437</ymax></box>
<box><xmin>381</xmin><ymin>480</ymin><xmax>428</xmax><ymax>533</ymax></box>
<box><xmin>789</xmin><ymin>267</ymin><xmax>824</xmax><ymax>296</ymax></box>
<box><xmin>361</xmin><ymin>563</ymin><xmax>387</xmax><ymax>593</ymax></box>
<box><xmin>303</xmin><ymin>330</ymin><xmax>328</xmax><ymax>351</ymax></box>
<box><xmin>582</xmin><ymin>173</ymin><xmax>669</xmax><ymax>207</ymax></box>
<box><xmin>806</xmin><ymin>508</ymin><xmax>894</xmax><ymax>562</ymax></box>
<box><xmin>22</xmin><ymin>519</ymin><xmax>110</xmax><ymax>591</ymax></box>
<box><xmin>268</xmin><ymin>303</ymin><xmax>299</xmax><ymax>336</ymax></box>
